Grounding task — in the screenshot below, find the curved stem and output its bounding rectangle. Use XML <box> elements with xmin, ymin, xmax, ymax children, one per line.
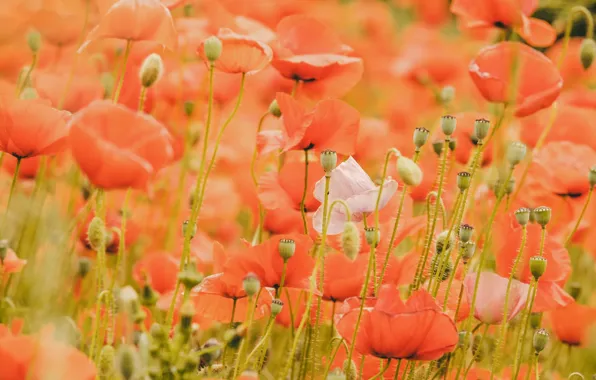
<box><xmin>558</xmin><ymin>6</ymin><xmax>595</xmax><ymax>69</ymax></box>
<box><xmin>322</xmin><ymin>338</ymin><xmax>345</xmax><ymax>379</ymax></box>
<box><xmin>370</xmin><ymin>359</ymin><xmax>392</xmax><ymax>380</ymax></box>
<box><xmin>565</xmin><ymin>188</ymin><xmax>593</xmax><ymax>247</ymax></box>
<box><xmin>249</xmin><ymin>112</ymin><xmax>269</xmax><ymax>245</ymax></box>
<box><xmin>112</xmin><ymin>40</ymin><xmax>133</xmax><ymax>103</ymax></box>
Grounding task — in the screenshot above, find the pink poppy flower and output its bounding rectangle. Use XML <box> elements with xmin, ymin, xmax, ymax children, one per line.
<box><xmin>313</xmin><ymin>157</ymin><xmax>397</xmax><ymax>235</ymax></box>
<box><xmin>464</xmin><ymin>272</ymin><xmax>530</xmax><ymax>325</ymax></box>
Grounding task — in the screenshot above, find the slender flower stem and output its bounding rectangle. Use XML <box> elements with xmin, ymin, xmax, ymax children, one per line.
<box><xmin>370</xmin><ymin>359</ymin><xmax>392</xmax><ymax>380</ymax></box>
<box><xmin>4</xmin><ymin>157</ymin><xmax>21</xmax><ymax>221</ymax></box>
<box><xmin>249</xmin><ymin>112</ymin><xmax>269</xmax><ymax>245</ymax></box>
<box><xmin>565</xmin><ymin>187</ymin><xmax>593</xmax><ymax>247</ymax></box>
<box><xmin>222</xmin><ymin>298</ymin><xmax>237</xmax><ymax>367</ymax></box>
<box><xmin>112</xmin><ymin>40</ymin><xmax>133</xmax><ymax>103</ymax></box>
<box><xmin>462</xmin><ymin>325</ymin><xmax>489</xmax><ymax>378</ymax></box>
<box><xmin>231</xmin><ymin>295</ymin><xmax>256</xmax><ymax>379</ymax></box>
<box><xmin>441</xmin><ymin>245</ymin><xmax>463</xmax><ymax>311</ymax></box>
<box><xmin>110</xmin><ymin>188</ymin><xmax>131</xmax><ymax>291</ymax></box>
<box><xmin>244</xmin><ymin>317</ymin><xmax>274</xmax><ymax>370</ymax></box>
<box><xmin>299</xmin><ymin>149</ymin><xmax>310</xmax><ymax>234</ymax></box>
<box><xmin>512</xmin><ymin>279</ymin><xmax>537</xmax><ymax>380</ymax></box>
<box><xmin>138</xmin><ymin>86</ymin><xmax>148</xmax><ymax>111</ymax></box>
<box><xmin>16</xmin><ymin>54</ymin><xmax>38</xmax><ymax>97</ymax></box>
<box><xmin>322</xmin><ymin>338</ymin><xmax>345</xmax><ymax>379</ymax></box>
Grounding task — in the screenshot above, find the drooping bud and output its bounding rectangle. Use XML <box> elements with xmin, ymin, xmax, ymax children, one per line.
<box><xmin>27</xmin><ymin>30</ymin><xmax>42</xmax><ymax>53</ymax></box>
<box><xmin>271</xmin><ymin>298</ymin><xmax>284</xmax><ymax>316</ymax></box>
<box><xmin>529</xmin><ymin>256</ymin><xmax>547</xmax><ymax>280</ymax></box>
<box><xmin>203</xmin><ymin>36</ymin><xmax>223</xmax><ymax>62</ymax></box>
<box><xmin>278</xmin><ymin>238</ymin><xmax>296</xmax><ymax>261</ymax></box>
<box><xmin>98</xmin><ymin>345</ymin><xmax>116</xmax><ymax>379</ymax></box>
<box><xmin>182</xmin><ymin>220</ymin><xmax>197</xmax><ymax>239</ymax></box>
<box><xmin>533</xmin><ymin>206</ymin><xmax>551</xmax><ymax>227</ymax></box>
<box><xmin>139</xmin><ymin>53</ymin><xmax>163</xmax><ymax>88</ymax></box>
<box><xmin>580</xmin><ymin>38</ymin><xmax>596</xmax><ymax>70</ymax></box>
<box><xmin>459</xmin><ymin>224</ymin><xmax>474</xmax><ymax>243</ymax></box>
<box><xmin>413</xmin><ymin>127</ymin><xmax>430</xmax><ymax>149</ymax></box>
<box><xmin>461</xmin><ymin>241</ymin><xmax>476</xmax><ymax>263</ymax></box>
<box><xmin>457</xmin><ymin>172</ymin><xmax>471</xmax><ymax>191</ymax></box>
<box><xmin>77</xmin><ymin>257</ymin><xmax>92</xmax><ymax>278</ymax></box>
<box><xmin>364</xmin><ymin>227</ymin><xmax>379</xmax><ymax>247</ymax></box>
<box><xmin>440</xmin><ymin>85</ymin><xmax>455</xmax><ymax>104</ymax></box>
<box><xmin>321</xmin><ymin>150</ymin><xmax>337</xmax><ymax>174</ymax></box>
<box><xmin>199</xmin><ymin>338</ymin><xmax>222</xmax><ymax>368</ymax></box>
<box><xmin>87</xmin><ymin>216</ymin><xmax>107</xmax><ymax>251</ymax></box>
<box><xmin>440</xmin><ymin>115</ymin><xmax>457</xmax><ymax>136</ymax></box>
<box><xmin>268</xmin><ymin>99</ymin><xmax>281</xmax><ymax>117</ymax></box>
<box><xmin>116</xmin><ymin>344</ymin><xmax>138</xmax><ymax>380</ymax></box>
<box><xmin>506</xmin><ymin>142</ymin><xmax>527</xmax><ymax>167</ymax></box>
<box><xmin>473</xmin><ymin>118</ymin><xmax>490</xmax><ymax>142</ymax></box>
<box><xmin>433</xmin><ymin>140</ymin><xmax>444</xmax><ymax>156</ymax></box>
<box><xmin>589</xmin><ymin>165</ymin><xmax>596</xmax><ymax>188</ymax></box>
<box><xmin>180</xmin><ymin>300</ymin><xmax>195</xmax><ymax>330</ymax></box>
<box><xmin>569</xmin><ymin>282</ymin><xmax>581</xmax><ymax>300</ymax></box>
<box><xmin>435</xmin><ymin>230</ymin><xmax>455</xmax><ymax>254</ymax></box>
<box><xmin>397</xmin><ymin>157</ymin><xmax>423</xmax><ymax>186</ymax></box>
<box><xmin>533</xmin><ymin>329</ymin><xmax>549</xmax><ymax>353</ymax></box>
<box><xmin>243</xmin><ymin>273</ymin><xmax>261</xmax><ymax>296</ymax></box>
<box><xmin>515</xmin><ymin>207</ymin><xmax>531</xmax><ymax>226</ymax></box>
<box><xmin>341</xmin><ymin>222</ymin><xmax>360</xmax><ymax>261</ymax></box>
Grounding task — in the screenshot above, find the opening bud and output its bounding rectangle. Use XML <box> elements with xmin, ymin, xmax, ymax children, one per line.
<box><xmin>569</xmin><ymin>282</ymin><xmax>581</xmax><ymax>300</ymax></box>
<box><xmin>533</xmin><ymin>328</ymin><xmax>549</xmax><ymax>353</ymax></box>
<box><xmin>203</xmin><ymin>36</ymin><xmax>223</xmax><ymax>62</ymax></box>
<box><xmin>440</xmin><ymin>115</ymin><xmax>457</xmax><ymax>136</ymax></box>
<box><xmin>457</xmin><ymin>172</ymin><xmax>471</xmax><ymax>191</ymax></box>
<box><xmin>278</xmin><ymin>238</ymin><xmax>296</xmax><ymax>261</ymax></box>
<box><xmin>580</xmin><ymin>38</ymin><xmax>596</xmax><ymax>70</ymax></box>
<box><xmin>364</xmin><ymin>227</ymin><xmax>380</xmax><ymax>247</ymax></box>
<box><xmin>341</xmin><ymin>222</ymin><xmax>360</xmax><ymax>261</ymax></box>
<box><xmin>473</xmin><ymin>118</ymin><xmax>490</xmax><ymax>142</ymax></box>
<box><xmin>461</xmin><ymin>241</ymin><xmax>476</xmax><ymax>263</ymax></box>
<box><xmin>529</xmin><ymin>256</ymin><xmax>547</xmax><ymax>280</ymax></box>
<box><xmin>397</xmin><ymin>157</ymin><xmax>423</xmax><ymax>186</ymax></box>
<box><xmin>506</xmin><ymin>142</ymin><xmax>527</xmax><ymax>167</ymax></box>
<box><xmin>268</xmin><ymin>99</ymin><xmax>281</xmax><ymax>117</ymax></box>
<box><xmin>321</xmin><ymin>150</ymin><xmax>337</xmax><ymax>174</ymax></box>
<box><xmin>139</xmin><ymin>53</ymin><xmax>164</xmax><ymax>88</ymax></box>
<box><xmin>243</xmin><ymin>273</ymin><xmax>261</xmax><ymax>296</ymax></box>
<box><xmin>182</xmin><ymin>220</ymin><xmax>197</xmax><ymax>240</ymax></box>
<box><xmin>459</xmin><ymin>224</ymin><xmax>474</xmax><ymax>243</ymax></box>
<box><xmin>589</xmin><ymin>165</ymin><xmax>596</xmax><ymax>188</ymax></box>
<box><xmin>271</xmin><ymin>298</ymin><xmax>284</xmax><ymax>316</ymax></box>
<box><xmin>433</xmin><ymin>140</ymin><xmax>444</xmax><ymax>156</ymax></box>
<box><xmin>117</xmin><ymin>344</ymin><xmax>138</xmax><ymax>380</ymax></box>
<box><xmin>440</xmin><ymin>85</ymin><xmax>455</xmax><ymax>104</ymax></box>
<box><xmin>533</xmin><ymin>206</ymin><xmax>551</xmax><ymax>227</ymax></box>
<box><xmin>435</xmin><ymin>230</ymin><xmax>455</xmax><ymax>254</ymax></box>
<box><xmin>27</xmin><ymin>30</ymin><xmax>42</xmax><ymax>53</ymax></box>
<box><xmin>515</xmin><ymin>207</ymin><xmax>531</xmax><ymax>226</ymax></box>
<box><xmin>413</xmin><ymin>127</ymin><xmax>430</xmax><ymax>149</ymax></box>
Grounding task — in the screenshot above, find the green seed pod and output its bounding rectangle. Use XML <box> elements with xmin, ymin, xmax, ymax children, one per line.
<box><xmin>203</xmin><ymin>36</ymin><xmax>223</xmax><ymax>62</ymax></box>
<box><xmin>271</xmin><ymin>298</ymin><xmax>284</xmax><ymax>316</ymax></box>
<box><xmin>506</xmin><ymin>142</ymin><xmax>527</xmax><ymax>167</ymax></box>
<box><xmin>98</xmin><ymin>345</ymin><xmax>116</xmax><ymax>380</ymax></box>
<box><xmin>461</xmin><ymin>241</ymin><xmax>476</xmax><ymax>264</ymax></box>
<box><xmin>140</xmin><ymin>284</ymin><xmax>159</xmax><ymax>307</ymax></box>
<box><xmin>448</xmin><ymin>138</ymin><xmax>457</xmax><ymax>152</ymax></box>
<box><xmin>87</xmin><ymin>216</ymin><xmax>107</xmax><ymax>252</ymax></box>
<box><xmin>533</xmin><ymin>206</ymin><xmax>552</xmax><ymax>227</ymax></box>
<box><xmin>150</xmin><ymin>323</ymin><xmax>167</xmax><ymax>342</ymax></box>
<box><xmin>139</xmin><ymin>53</ymin><xmax>164</xmax><ymax>88</ymax></box>
<box><xmin>341</xmin><ymin>222</ymin><xmax>360</xmax><ymax>261</ymax></box>
<box><xmin>178</xmin><ymin>263</ymin><xmax>204</xmax><ymax>290</ymax></box>
<box><xmin>580</xmin><ymin>38</ymin><xmax>596</xmax><ymax>70</ymax></box>
<box><xmin>397</xmin><ymin>157</ymin><xmax>423</xmax><ymax>186</ymax></box>
<box><xmin>0</xmin><ymin>240</ymin><xmax>7</xmax><ymax>263</ymax></box>
<box><xmin>440</xmin><ymin>85</ymin><xmax>455</xmax><ymax>104</ymax></box>
<box><xmin>413</xmin><ymin>127</ymin><xmax>430</xmax><ymax>149</ymax></box>
<box><xmin>457</xmin><ymin>172</ymin><xmax>471</xmax><ymax>191</ymax></box>
<box><xmin>269</xmin><ymin>99</ymin><xmax>281</xmax><ymax>117</ymax></box>
<box><xmin>459</xmin><ymin>224</ymin><xmax>474</xmax><ymax>243</ymax></box>
<box><xmin>589</xmin><ymin>165</ymin><xmax>596</xmax><ymax>188</ymax></box>
<box><xmin>433</xmin><ymin>140</ymin><xmax>444</xmax><ymax>156</ymax></box>
<box><xmin>533</xmin><ymin>328</ymin><xmax>549</xmax><ymax>353</ymax></box>
<box><xmin>529</xmin><ymin>256</ymin><xmax>547</xmax><ymax>280</ymax></box>
<box><xmin>515</xmin><ymin>207</ymin><xmax>531</xmax><ymax>226</ymax></box>
<box><xmin>278</xmin><ymin>238</ymin><xmax>296</xmax><ymax>261</ymax></box>
<box><xmin>441</xmin><ymin>115</ymin><xmax>457</xmax><ymax>136</ymax></box>
<box><xmin>100</xmin><ymin>72</ymin><xmax>115</xmax><ymax>98</ymax></box>
<box><xmin>243</xmin><ymin>273</ymin><xmax>261</xmax><ymax>296</ymax></box>
<box><xmin>321</xmin><ymin>150</ymin><xmax>338</xmax><ymax>174</ymax></box>
<box><xmin>184</xmin><ymin>101</ymin><xmax>195</xmax><ymax>117</ymax></box>
<box><xmin>473</xmin><ymin>118</ymin><xmax>490</xmax><ymax>142</ymax></box>
<box><xmin>223</xmin><ymin>328</ymin><xmax>242</xmax><ymax>349</ymax></box>
<box><xmin>530</xmin><ymin>312</ymin><xmax>542</xmax><ymax>329</ymax></box>
<box><xmin>364</xmin><ymin>227</ymin><xmax>380</xmax><ymax>247</ymax></box>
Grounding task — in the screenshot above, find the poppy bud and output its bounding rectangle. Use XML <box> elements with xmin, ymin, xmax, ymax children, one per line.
<box><xmin>20</xmin><ymin>87</ymin><xmax>38</xmax><ymax>100</ymax></box>
<box><xmin>341</xmin><ymin>222</ymin><xmax>360</xmax><ymax>261</ymax></box>
<box><xmin>150</xmin><ymin>323</ymin><xmax>167</xmax><ymax>342</ymax></box>
<box><xmin>506</xmin><ymin>142</ymin><xmax>527</xmax><ymax>167</ymax></box>
<box><xmin>529</xmin><ymin>256</ymin><xmax>547</xmax><ymax>280</ymax></box>
<box><xmin>182</xmin><ymin>220</ymin><xmax>196</xmax><ymax>240</ymax></box>
<box><xmin>533</xmin><ymin>206</ymin><xmax>551</xmax><ymax>227</ymax></box>
<box><xmin>397</xmin><ymin>157</ymin><xmax>423</xmax><ymax>186</ymax></box>
<box><xmin>180</xmin><ymin>300</ymin><xmax>195</xmax><ymax>331</ymax></box>
<box><xmin>413</xmin><ymin>127</ymin><xmax>430</xmax><ymax>149</ymax></box>
<box><xmin>459</xmin><ymin>224</ymin><xmax>474</xmax><ymax>243</ymax></box>
<box><xmin>27</xmin><ymin>30</ymin><xmax>41</xmax><ymax>54</ymax></box>
<box><xmin>278</xmin><ymin>238</ymin><xmax>296</xmax><ymax>261</ymax></box>
<box><xmin>271</xmin><ymin>298</ymin><xmax>284</xmax><ymax>316</ymax></box>
<box><xmin>0</xmin><ymin>240</ymin><xmax>7</xmax><ymax>263</ymax></box>
<box><xmin>440</xmin><ymin>86</ymin><xmax>455</xmax><ymax>104</ymax></box>
<box><xmin>441</xmin><ymin>115</ymin><xmax>457</xmax><ymax>136</ymax></box>
<box><xmin>199</xmin><ymin>338</ymin><xmax>222</xmax><ymax>368</ymax></box>
<box><xmin>515</xmin><ymin>207</ymin><xmax>531</xmax><ymax>226</ymax></box>
<box><xmin>457</xmin><ymin>172</ymin><xmax>471</xmax><ymax>191</ymax></box>
<box><xmin>364</xmin><ymin>227</ymin><xmax>379</xmax><ymax>247</ymax></box>
<box><xmin>77</xmin><ymin>257</ymin><xmax>92</xmax><ymax>278</ymax></box>
<box><xmin>343</xmin><ymin>359</ymin><xmax>357</xmax><ymax>380</ymax></box>
<box><xmin>433</xmin><ymin>140</ymin><xmax>444</xmax><ymax>156</ymax></box>
<box><xmin>119</xmin><ymin>285</ymin><xmax>139</xmax><ymax>309</ymax></box>
<box><xmin>321</xmin><ymin>150</ymin><xmax>337</xmax><ymax>174</ymax></box>
<box><xmin>269</xmin><ymin>99</ymin><xmax>281</xmax><ymax>117</ymax></box>
<box><xmin>98</xmin><ymin>345</ymin><xmax>116</xmax><ymax>379</ymax></box>
<box><xmin>530</xmin><ymin>312</ymin><xmax>542</xmax><ymax>329</ymax></box>
<box><xmin>100</xmin><ymin>72</ymin><xmax>115</xmax><ymax>98</ymax></box>
<box><xmin>140</xmin><ymin>284</ymin><xmax>159</xmax><ymax>307</ymax></box>
<box><xmin>533</xmin><ymin>329</ymin><xmax>549</xmax><ymax>353</ymax></box>
<box><xmin>117</xmin><ymin>344</ymin><xmax>138</xmax><ymax>380</ymax></box>
<box><xmin>178</xmin><ymin>264</ymin><xmax>204</xmax><ymax>290</ymax></box>
<box><xmin>87</xmin><ymin>216</ymin><xmax>107</xmax><ymax>251</ymax></box>
<box><xmin>243</xmin><ymin>273</ymin><xmax>261</xmax><ymax>296</ymax></box>
<box><xmin>473</xmin><ymin>118</ymin><xmax>490</xmax><ymax>142</ymax></box>
<box><xmin>430</xmin><ymin>254</ymin><xmax>452</xmax><ymax>281</ymax></box>
<box><xmin>461</xmin><ymin>241</ymin><xmax>476</xmax><ymax>263</ymax></box>
<box><xmin>589</xmin><ymin>165</ymin><xmax>596</xmax><ymax>188</ymax></box>
<box><xmin>203</xmin><ymin>36</ymin><xmax>223</xmax><ymax>62</ymax></box>
<box><xmin>569</xmin><ymin>282</ymin><xmax>581</xmax><ymax>300</ymax></box>
<box><xmin>139</xmin><ymin>53</ymin><xmax>163</xmax><ymax>88</ymax></box>
<box><xmin>435</xmin><ymin>230</ymin><xmax>455</xmax><ymax>254</ymax></box>
<box><xmin>580</xmin><ymin>38</ymin><xmax>596</xmax><ymax>70</ymax></box>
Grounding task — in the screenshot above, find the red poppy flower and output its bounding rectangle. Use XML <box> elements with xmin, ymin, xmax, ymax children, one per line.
<box><xmin>494</xmin><ymin>218</ymin><xmax>573</xmax><ymax>312</ymax></box>
<box><xmin>198</xmin><ymin>29</ymin><xmax>273</xmax><ymax>75</ymax></box>
<box><xmin>68</xmin><ymin>100</ymin><xmax>174</xmax><ymax>190</ymax></box>
<box><xmin>464</xmin><ymin>272</ymin><xmax>529</xmax><ymax>325</ymax></box>
<box><xmin>323</xmin><ymin>252</ymin><xmax>369</xmax><ymax>302</ymax></box>
<box><xmin>133</xmin><ymin>252</ymin><xmax>180</xmax><ymax>294</ymax></box>
<box><xmin>0</xmin><ymin>98</ymin><xmax>70</xmax><ymax>159</ymax></box>
<box><xmin>80</xmin><ymin>0</ymin><xmax>177</xmax><ymax>51</ymax></box>
<box><xmin>2</xmin><ymin>155</ymin><xmax>40</xmax><ymax>180</ymax></box>
<box><xmin>451</xmin><ymin>0</ymin><xmax>556</xmax><ymax>47</ymax></box>
<box><xmin>32</xmin><ymin>0</ymin><xmax>89</xmax><ymax>46</ymax></box>
<box><xmin>34</xmin><ymin>70</ymin><xmax>104</xmax><ymax>113</ymax></box>
<box><xmin>469</xmin><ymin>42</ymin><xmax>563</xmax><ymax>117</ymax></box>
<box><xmin>549</xmin><ymin>302</ymin><xmax>596</xmax><ymax>346</ymax></box>
<box><xmin>336</xmin><ymin>285</ymin><xmax>458</xmax><ymax>360</ymax></box>
<box><xmin>327</xmin><ymin>346</ymin><xmax>406</xmax><ymax>380</ymax></box>
<box><xmin>272</xmin><ymin>15</ymin><xmax>363</xmax><ymax>98</ymax></box>
<box><xmin>275</xmin><ymin>92</ymin><xmax>360</xmax><ymax>155</ymax></box>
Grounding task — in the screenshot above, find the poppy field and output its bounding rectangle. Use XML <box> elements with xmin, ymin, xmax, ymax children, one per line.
<box><xmin>2</xmin><ymin>0</ymin><xmax>596</xmax><ymax>379</ymax></box>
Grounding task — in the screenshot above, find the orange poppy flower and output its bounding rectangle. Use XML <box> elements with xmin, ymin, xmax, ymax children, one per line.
<box><xmin>198</xmin><ymin>29</ymin><xmax>273</xmax><ymax>75</ymax></box>
<box><xmin>451</xmin><ymin>0</ymin><xmax>556</xmax><ymax>47</ymax></box>
<box><xmin>0</xmin><ymin>98</ymin><xmax>70</xmax><ymax>159</ymax></box>
<box><xmin>494</xmin><ymin>217</ymin><xmax>573</xmax><ymax>312</ymax></box>
<box><xmin>336</xmin><ymin>285</ymin><xmax>458</xmax><ymax>360</ymax></box>
<box><xmin>272</xmin><ymin>15</ymin><xmax>363</xmax><ymax>99</ymax></box>
<box><xmin>276</xmin><ymin>92</ymin><xmax>360</xmax><ymax>154</ymax></box>
<box><xmin>2</xmin><ymin>155</ymin><xmax>40</xmax><ymax>180</ymax></box>
<box><xmin>133</xmin><ymin>252</ymin><xmax>179</xmax><ymax>294</ymax></box>
<box><xmin>34</xmin><ymin>70</ymin><xmax>104</xmax><ymax>113</ymax></box>
<box><xmin>549</xmin><ymin>302</ymin><xmax>596</xmax><ymax>346</ymax></box>
<box><xmin>32</xmin><ymin>0</ymin><xmax>90</xmax><ymax>46</ymax></box>
<box><xmin>80</xmin><ymin>0</ymin><xmax>177</xmax><ymax>51</ymax></box>
<box><xmin>469</xmin><ymin>42</ymin><xmax>563</xmax><ymax>117</ymax></box>
<box><xmin>68</xmin><ymin>100</ymin><xmax>174</xmax><ymax>190</ymax></box>
<box><xmin>327</xmin><ymin>346</ymin><xmax>406</xmax><ymax>380</ymax></box>
<box><xmin>322</xmin><ymin>252</ymin><xmax>369</xmax><ymax>302</ymax></box>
